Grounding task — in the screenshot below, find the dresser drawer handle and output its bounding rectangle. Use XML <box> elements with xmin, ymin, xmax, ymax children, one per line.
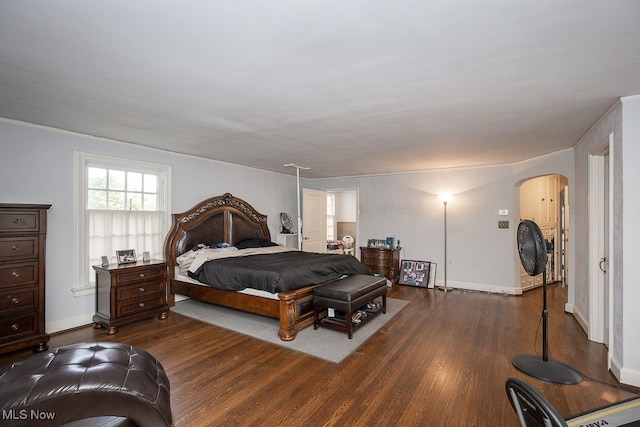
<box><xmin>11</xmin><ymin>271</ymin><xmax>19</xmax><ymax>277</ymax></box>
<box><xmin>13</xmin><ymin>218</ymin><xmax>20</xmax><ymax>223</ymax></box>
<box><xmin>11</xmin><ymin>324</ymin><xmax>19</xmax><ymax>331</ymax></box>
<box><xmin>11</xmin><ymin>297</ymin><xmax>20</xmax><ymax>304</ymax></box>
<box><xmin>11</xmin><ymin>245</ymin><xmax>19</xmax><ymax>251</ymax></box>
<box><xmin>138</xmin><ymin>302</ymin><xmax>145</xmax><ymax>308</ymax></box>
<box><xmin>139</xmin><ymin>273</ymin><xmax>145</xmax><ymax>278</ymax></box>
<box><xmin>139</xmin><ymin>287</ymin><xmax>145</xmax><ymax>292</ymax></box>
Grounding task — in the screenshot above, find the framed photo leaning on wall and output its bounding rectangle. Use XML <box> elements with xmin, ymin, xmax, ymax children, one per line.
<box><xmin>398</xmin><ymin>260</ymin><xmax>431</xmax><ymax>287</ymax></box>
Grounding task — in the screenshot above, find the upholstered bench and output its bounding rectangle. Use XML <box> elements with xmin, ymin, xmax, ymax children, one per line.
<box><xmin>313</xmin><ymin>275</ymin><xmax>387</xmax><ymax>339</ymax></box>
<box><xmin>0</xmin><ymin>342</ymin><xmax>172</xmax><ymax>427</ymax></box>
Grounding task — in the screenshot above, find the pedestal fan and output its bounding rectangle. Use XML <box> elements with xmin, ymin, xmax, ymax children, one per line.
<box><xmin>512</xmin><ymin>220</ymin><xmax>583</xmax><ymax>385</ymax></box>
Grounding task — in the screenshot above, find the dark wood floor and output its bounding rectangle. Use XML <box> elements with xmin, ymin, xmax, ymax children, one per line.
<box><xmin>2</xmin><ymin>283</ymin><xmax>638</xmax><ymax>426</ymax></box>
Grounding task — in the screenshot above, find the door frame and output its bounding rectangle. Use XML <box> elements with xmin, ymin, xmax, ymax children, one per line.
<box><xmin>587</xmin><ymin>133</ymin><xmax>614</xmax><ymax>347</ymax></box>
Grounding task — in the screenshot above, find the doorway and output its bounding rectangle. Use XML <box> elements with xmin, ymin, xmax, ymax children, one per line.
<box><xmin>518</xmin><ymin>174</ymin><xmax>569</xmax><ymax>293</ymax></box>
<box><xmin>587</xmin><ymin>135</ymin><xmax>612</xmax><ymax>346</ymax></box>
<box><xmin>327</xmin><ymin>189</ymin><xmax>358</xmax><ymax>255</ymax></box>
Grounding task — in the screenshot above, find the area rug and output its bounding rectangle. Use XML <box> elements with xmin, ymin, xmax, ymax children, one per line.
<box><xmin>172</xmin><ymin>297</ymin><xmax>409</xmax><ymax>363</ymax></box>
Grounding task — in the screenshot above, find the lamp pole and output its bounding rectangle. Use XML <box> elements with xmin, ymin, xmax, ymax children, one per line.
<box><xmin>438</xmin><ymin>198</ymin><xmax>453</xmax><ymax>292</ymax></box>
<box><xmin>284</xmin><ymin>164</ymin><xmax>310</xmax><ymax>250</ymax></box>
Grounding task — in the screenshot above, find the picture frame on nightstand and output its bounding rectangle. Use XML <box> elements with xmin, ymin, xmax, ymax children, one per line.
<box><xmin>116</xmin><ymin>249</ymin><xmax>137</xmax><ymax>265</ymax></box>
<box><xmin>398</xmin><ymin>260</ymin><xmax>431</xmax><ymax>288</ymax></box>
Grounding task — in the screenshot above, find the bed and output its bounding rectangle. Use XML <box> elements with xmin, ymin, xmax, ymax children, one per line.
<box><xmin>164</xmin><ymin>193</ymin><xmax>373</xmax><ymax>341</ymax></box>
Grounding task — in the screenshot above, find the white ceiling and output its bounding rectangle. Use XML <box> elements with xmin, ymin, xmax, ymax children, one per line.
<box><xmin>1</xmin><ymin>1</ymin><xmax>639</xmax><ymax>178</ymax></box>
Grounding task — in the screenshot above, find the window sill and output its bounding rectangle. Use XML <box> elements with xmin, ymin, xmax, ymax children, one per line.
<box><xmin>71</xmin><ymin>286</ymin><xmax>96</xmax><ymax>298</ymax></box>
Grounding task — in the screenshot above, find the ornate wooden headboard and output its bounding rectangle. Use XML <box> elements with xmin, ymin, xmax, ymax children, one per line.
<box><xmin>163</xmin><ymin>193</ymin><xmax>271</xmax><ymax>266</ymax></box>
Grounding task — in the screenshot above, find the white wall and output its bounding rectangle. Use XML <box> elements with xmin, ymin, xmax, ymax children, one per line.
<box><xmin>309</xmin><ymin>150</ymin><xmax>574</xmax><ymax>294</ymax></box>
<box><xmin>573</xmin><ymin>96</ymin><xmax>640</xmax><ymax>387</ymax></box>
<box><xmin>621</xmin><ymin>96</ymin><xmax>640</xmax><ymax>386</ymax></box>
<box><xmin>0</xmin><ymin>119</ymin><xmax>297</xmax><ymax>333</ymax></box>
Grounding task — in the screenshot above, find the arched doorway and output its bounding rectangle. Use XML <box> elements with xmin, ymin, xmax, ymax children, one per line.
<box><xmin>518</xmin><ymin>174</ymin><xmax>569</xmax><ymax>292</ymax></box>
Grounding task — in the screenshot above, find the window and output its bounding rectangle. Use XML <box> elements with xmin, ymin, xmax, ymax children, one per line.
<box><xmin>327</xmin><ymin>193</ymin><xmax>335</xmax><ymax>240</ymax></box>
<box><xmin>73</xmin><ymin>152</ymin><xmax>172</xmax><ymax>296</ymax></box>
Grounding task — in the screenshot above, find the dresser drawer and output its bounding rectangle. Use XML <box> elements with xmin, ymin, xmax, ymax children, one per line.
<box><xmin>362</xmin><ymin>255</ymin><xmax>395</xmax><ymax>267</ymax></box>
<box><xmin>0</xmin><ymin>211</ymin><xmax>40</xmax><ymax>233</ymax></box>
<box><xmin>0</xmin><ymin>312</ymin><xmax>38</xmax><ymax>341</ymax></box>
<box><xmin>0</xmin><ymin>287</ymin><xmax>37</xmax><ymax>313</ymax></box>
<box><xmin>362</xmin><ymin>250</ymin><xmax>390</xmax><ymax>262</ymax></box>
<box><xmin>116</xmin><ymin>281</ymin><xmax>164</xmax><ymax>301</ymax></box>
<box><xmin>0</xmin><ymin>261</ymin><xmax>38</xmax><ymax>288</ymax></box>
<box><xmin>117</xmin><ymin>295</ymin><xmax>165</xmax><ymax>318</ymax></box>
<box><xmin>0</xmin><ymin>237</ymin><xmax>39</xmax><ymax>260</ymax></box>
<box><xmin>114</xmin><ymin>266</ymin><xmax>165</xmax><ymax>286</ymax></box>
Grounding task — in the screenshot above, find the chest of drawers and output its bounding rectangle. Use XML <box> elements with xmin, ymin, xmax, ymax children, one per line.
<box><xmin>93</xmin><ymin>260</ymin><xmax>169</xmax><ymax>334</ymax></box>
<box><xmin>360</xmin><ymin>246</ymin><xmax>401</xmax><ymax>283</ymax></box>
<box><xmin>0</xmin><ymin>204</ymin><xmax>51</xmax><ymax>354</ymax></box>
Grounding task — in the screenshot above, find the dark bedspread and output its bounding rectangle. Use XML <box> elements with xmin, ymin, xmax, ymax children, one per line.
<box><xmin>188</xmin><ymin>251</ymin><xmax>374</xmax><ymax>293</ymax></box>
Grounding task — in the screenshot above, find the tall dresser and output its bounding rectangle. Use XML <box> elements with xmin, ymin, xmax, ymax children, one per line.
<box><xmin>0</xmin><ymin>204</ymin><xmax>51</xmax><ymax>354</ymax></box>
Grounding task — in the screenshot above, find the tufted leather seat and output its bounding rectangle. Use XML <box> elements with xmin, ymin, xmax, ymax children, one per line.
<box><xmin>0</xmin><ymin>342</ymin><xmax>172</xmax><ymax>426</ymax></box>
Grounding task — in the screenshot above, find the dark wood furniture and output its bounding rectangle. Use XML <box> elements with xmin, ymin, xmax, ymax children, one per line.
<box><xmin>0</xmin><ymin>203</ymin><xmax>51</xmax><ymax>354</ymax></box>
<box><xmin>93</xmin><ymin>260</ymin><xmax>169</xmax><ymax>334</ymax></box>
<box><xmin>313</xmin><ymin>275</ymin><xmax>387</xmax><ymax>339</ymax></box>
<box><xmin>164</xmin><ymin>193</ymin><xmax>333</xmax><ymax>341</ymax></box>
<box><xmin>360</xmin><ymin>246</ymin><xmax>401</xmax><ymax>283</ymax></box>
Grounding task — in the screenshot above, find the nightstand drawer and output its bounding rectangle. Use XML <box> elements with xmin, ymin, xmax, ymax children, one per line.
<box><xmin>0</xmin><ymin>287</ymin><xmax>37</xmax><ymax>313</ymax></box>
<box><xmin>0</xmin><ymin>262</ymin><xmax>38</xmax><ymax>288</ymax></box>
<box><xmin>114</xmin><ymin>267</ymin><xmax>165</xmax><ymax>286</ymax></box>
<box><xmin>0</xmin><ymin>237</ymin><xmax>39</xmax><ymax>260</ymax></box>
<box><xmin>117</xmin><ymin>296</ymin><xmax>165</xmax><ymax>318</ymax></box>
<box><xmin>117</xmin><ymin>281</ymin><xmax>164</xmax><ymax>301</ymax></box>
<box><xmin>0</xmin><ymin>211</ymin><xmax>40</xmax><ymax>233</ymax></box>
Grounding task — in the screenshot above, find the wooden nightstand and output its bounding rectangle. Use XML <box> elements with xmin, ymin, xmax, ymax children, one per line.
<box><xmin>360</xmin><ymin>246</ymin><xmax>401</xmax><ymax>283</ymax></box>
<box><xmin>93</xmin><ymin>260</ymin><xmax>169</xmax><ymax>334</ymax></box>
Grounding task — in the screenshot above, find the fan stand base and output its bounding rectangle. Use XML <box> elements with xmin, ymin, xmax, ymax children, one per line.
<box><xmin>512</xmin><ymin>354</ymin><xmax>583</xmax><ymax>385</ymax></box>
<box><xmin>437</xmin><ymin>286</ymin><xmax>454</xmax><ymax>292</ymax></box>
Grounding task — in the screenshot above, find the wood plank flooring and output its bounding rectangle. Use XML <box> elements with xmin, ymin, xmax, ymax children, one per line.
<box><xmin>2</xmin><ymin>283</ymin><xmax>638</xmax><ymax>426</ymax></box>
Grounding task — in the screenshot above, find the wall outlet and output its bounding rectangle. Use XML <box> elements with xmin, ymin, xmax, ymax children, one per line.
<box><xmin>498</xmin><ymin>221</ymin><xmax>509</xmax><ymax>229</ymax></box>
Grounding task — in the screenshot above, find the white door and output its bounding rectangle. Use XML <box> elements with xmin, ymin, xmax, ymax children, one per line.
<box><xmin>302</xmin><ymin>188</ymin><xmax>327</xmax><ymax>253</ymax></box>
<box><xmin>603</xmin><ymin>152</ymin><xmax>610</xmax><ymax>347</ymax></box>
<box><xmin>588</xmin><ymin>135</ymin><xmax>612</xmax><ymax>345</ymax></box>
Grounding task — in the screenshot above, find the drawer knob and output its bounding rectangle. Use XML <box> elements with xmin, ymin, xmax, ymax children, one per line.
<box><xmin>13</xmin><ymin>218</ymin><xmax>20</xmax><ymax>223</ymax></box>
<box><xmin>138</xmin><ymin>302</ymin><xmax>145</xmax><ymax>308</ymax></box>
<box><xmin>11</xmin><ymin>297</ymin><xmax>20</xmax><ymax>304</ymax></box>
<box><xmin>11</xmin><ymin>245</ymin><xmax>19</xmax><ymax>251</ymax></box>
<box><xmin>139</xmin><ymin>273</ymin><xmax>145</xmax><ymax>278</ymax></box>
<box><xmin>11</xmin><ymin>271</ymin><xmax>19</xmax><ymax>277</ymax></box>
<box><xmin>11</xmin><ymin>324</ymin><xmax>19</xmax><ymax>331</ymax></box>
<box><xmin>139</xmin><ymin>287</ymin><xmax>145</xmax><ymax>292</ymax></box>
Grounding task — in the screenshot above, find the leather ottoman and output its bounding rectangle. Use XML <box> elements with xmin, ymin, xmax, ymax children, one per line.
<box><xmin>0</xmin><ymin>342</ymin><xmax>172</xmax><ymax>426</ymax></box>
<box><xmin>313</xmin><ymin>275</ymin><xmax>387</xmax><ymax>339</ymax></box>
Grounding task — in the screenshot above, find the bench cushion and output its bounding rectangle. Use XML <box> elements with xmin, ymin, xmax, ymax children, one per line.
<box><xmin>314</xmin><ymin>275</ymin><xmax>386</xmax><ymax>301</ymax></box>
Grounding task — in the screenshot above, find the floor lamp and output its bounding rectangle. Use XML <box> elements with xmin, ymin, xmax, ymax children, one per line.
<box><xmin>284</xmin><ymin>163</ymin><xmax>310</xmax><ymax>251</ymax></box>
<box><xmin>438</xmin><ymin>194</ymin><xmax>453</xmax><ymax>292</ymax></box>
